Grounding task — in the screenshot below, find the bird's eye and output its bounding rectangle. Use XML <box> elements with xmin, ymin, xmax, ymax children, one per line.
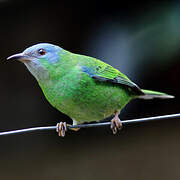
<box><xmin>38</xmin><ymin>48</ymin><xmax>46</xmax><ymax>56</ymax></box>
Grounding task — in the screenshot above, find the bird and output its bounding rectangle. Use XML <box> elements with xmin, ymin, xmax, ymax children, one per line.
<box><xmin>7</xmin><ymin>43</ymin><xmax>174</xmax><ymax>137</ymax></box>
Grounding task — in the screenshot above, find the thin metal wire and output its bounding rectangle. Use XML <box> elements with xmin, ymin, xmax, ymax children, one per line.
<box><xmin>0</xmin><ymin>113</ymin><xmax>179</xmax><ymax>136</ymax></box>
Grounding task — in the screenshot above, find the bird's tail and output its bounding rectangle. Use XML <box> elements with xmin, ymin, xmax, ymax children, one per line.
<box><xmin>138</xmin><ymin>89</ymin><xmax>174</xmax><ymax>100</ymax></box>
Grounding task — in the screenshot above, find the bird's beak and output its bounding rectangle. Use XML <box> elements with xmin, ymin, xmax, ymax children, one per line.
<box><xmin>7</xmin><ymin>53</ymin><xmax>31</xmax><ymax>62</ymax></box>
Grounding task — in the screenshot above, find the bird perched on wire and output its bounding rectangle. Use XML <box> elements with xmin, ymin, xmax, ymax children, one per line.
<box><xmin>7</xmin><ymin>43</ymin><xmax>174</xmax><ymax>137</ymax></box>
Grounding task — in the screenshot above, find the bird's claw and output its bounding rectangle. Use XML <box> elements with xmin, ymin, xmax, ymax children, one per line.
<box><xmin>56</xmin><ymin>122</ymin><xmax>67</xmax><ymax>137</ymax></box>
<box><xmin>110</xmin><ymin>115</ymin><xmax>122</xmax><ymax>134</ymax></box>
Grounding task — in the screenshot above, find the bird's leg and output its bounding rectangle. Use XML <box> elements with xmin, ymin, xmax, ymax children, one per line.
<box><xmin>56</xmin><ymin>122</ymin><xmax>67</xmax><ymax>137</ymax></box>
<box><xmin>110</xmin><ymin>111</ymin><xmax>122</xmax><ymax>134</ymax></box>
<box><xmin>70</xmin><ymin>119</ymin><xmax>80</xmax><ymax>132</ymax></box>
<box><xmin>56</xmin><ymin>120</ymin><xmax>80</xmax><ymax>137</ymax></box>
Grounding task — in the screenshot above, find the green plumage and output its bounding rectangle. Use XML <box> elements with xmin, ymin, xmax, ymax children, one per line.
<box><xmin>38</xmin><ymin>52</ymin><xmax>132</xmax><ymax>123</ymax></box>
<box><xmin>36</xmin><ymin>48</ymin><xmax>173</xmax><ymax>124</ymax></box>
<box><xmin>7</xmin><ymin>43</ymin><xmax>174</xmax><ymax>126</ymax></box>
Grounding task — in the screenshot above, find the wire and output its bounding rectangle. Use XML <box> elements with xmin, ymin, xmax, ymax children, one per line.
<box><xmin>0</xmin><ymin>113</ymin><xmax>179</xmax><ymax>136</ymax></box>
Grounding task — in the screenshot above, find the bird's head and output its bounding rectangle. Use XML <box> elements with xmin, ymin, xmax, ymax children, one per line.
<box><xmin>7</xmin><ymin>43</ymin><xmax>63</xmax><ymax>81</ymax></box>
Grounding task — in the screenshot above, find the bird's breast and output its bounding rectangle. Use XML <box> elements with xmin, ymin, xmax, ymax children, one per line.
<box><xmin>39</xmin><ymin>71</ymin><xmax>132</xmax><ymax>122</ymax></box>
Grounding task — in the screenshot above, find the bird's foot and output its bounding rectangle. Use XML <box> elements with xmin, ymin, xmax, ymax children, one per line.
<box><xmin>56</xmin><ymin>122</ymin><xmax>67</xmax><ymax>137</ymax></box>
<box><xmin>110</xmin><ymin>111</ymin><xmax>122</xmax><ymax>134</ymax></box>
<box><xmin>70</xmin><ymin>127</ymin><xmax>80</xmax><ymax>131</ymax></box>
<box><xmin>70</xmin><ymin>120</ymin><xmax>80</xmax><ymax>131</ymax></box>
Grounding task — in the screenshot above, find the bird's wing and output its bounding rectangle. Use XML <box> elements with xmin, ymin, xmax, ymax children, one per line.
<box><xmin>81</xmin><ymin>59</ymin><xmax>143</xmax><ymax>95</ymax></box>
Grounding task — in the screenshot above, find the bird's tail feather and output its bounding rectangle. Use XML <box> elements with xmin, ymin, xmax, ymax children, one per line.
<box><xmin>138</xmin><ymin>89</ymin><xmax>174</xmax><ymax>100</ymax></box>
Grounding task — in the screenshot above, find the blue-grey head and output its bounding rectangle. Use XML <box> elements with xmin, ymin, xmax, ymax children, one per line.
<box><xmin>7</xmin><ymin>43</ymin><xmax>63</xmax><ymax>81</ymax></box>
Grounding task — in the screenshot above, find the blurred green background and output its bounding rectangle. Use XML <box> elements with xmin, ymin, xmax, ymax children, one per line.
<box><xmin>0</xmin><ymin>0</ymin><xmax>180</xmax><ymax>179</ymax></box>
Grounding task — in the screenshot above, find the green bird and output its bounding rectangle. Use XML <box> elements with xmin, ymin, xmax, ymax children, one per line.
<box><xmin>7</xmin><ymin>43</ymin><xmax>174</xmax><ymax>136</ymax></box>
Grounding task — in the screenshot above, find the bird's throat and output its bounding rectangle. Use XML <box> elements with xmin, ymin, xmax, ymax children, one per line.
<box><xmin>24</xmin><ymin>61</ymin><xmax>49</xmax><ymax>82</ymax></box>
